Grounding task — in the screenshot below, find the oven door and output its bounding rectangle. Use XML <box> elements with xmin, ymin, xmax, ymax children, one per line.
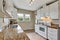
<box><xmin>39</xmin><ymin>27</ymin><xmax>45</xmax><ymax>32</ymax></box>
<box><xmin>39</xmin><ymin>24</ymin><xmax>48</xmax><ymax>38</ymax></box>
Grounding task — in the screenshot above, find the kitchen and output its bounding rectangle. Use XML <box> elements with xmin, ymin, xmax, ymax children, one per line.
<box><xmin>0</xmin><ymin>0</ymin><xmax>60</xmax><ymax>40</ymax></box>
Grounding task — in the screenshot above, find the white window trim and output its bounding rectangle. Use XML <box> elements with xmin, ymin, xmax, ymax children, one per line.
<box><xmin>17</xmin><ymin>13</ymin><xmax>31</xmax><ymax>22</ymax></box>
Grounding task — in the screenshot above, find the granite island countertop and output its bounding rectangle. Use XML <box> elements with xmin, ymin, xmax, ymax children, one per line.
<box><xmin>0</xmin><ymin>24</ymin><xmax>30</xmax><ymax>40</ymax></box>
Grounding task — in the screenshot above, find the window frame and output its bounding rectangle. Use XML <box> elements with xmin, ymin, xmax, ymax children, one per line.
<box><xmin>17</xmin><ymin>13</ymin><xmax>31</xmax><ymax>22</ymax></box>
<box><xmin>17</xmin><ymin>14</ymin><xmax>24</xmax><ymax>22</ymax></box>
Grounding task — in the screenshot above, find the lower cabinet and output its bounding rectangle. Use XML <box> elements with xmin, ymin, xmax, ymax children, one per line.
<box><xmin>35</xmin><ymin>25</ymin><xmax>60</xmax><ymax>40</ymax></box>
<box><xmin>35</xmin><ymin>25</ymin><xmax>40</xmax><ymax>33</ymax></box>
<box><xmin>48</xmin><ymin>27</ymin><xmax>58</xmax><ymax>40</ymax></box>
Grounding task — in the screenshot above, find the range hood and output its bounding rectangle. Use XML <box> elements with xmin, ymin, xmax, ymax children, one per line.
<box><xmin>0</xmin><ymin>0</ymin><xmax>17</xmax><ymax>18</ymax></box>
<box><xmin>41</xmin><ymin>16</ymin><xmax>52</xmax><ymax>22</ymax></box>
<box><xmin>0</xmin><ymin>0</ymin><xmax>6</xmax><ymax>18</ymax></box>
<box><xmin>0</xmin><ymin>0</ymin><xmax>12</xmax><ymax>18</ymax></box>
<box><xmin>0</xmin><ymin>9</ymin><xmax>12</xmax><ymax>18</ymax></box>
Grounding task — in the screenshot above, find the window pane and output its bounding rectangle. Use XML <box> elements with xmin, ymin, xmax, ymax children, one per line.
<box><xmin>17</xmin><ymin>14</ymin><xmax>24</xmax><ymax>22</ymax></box>
<box><xmin>25</xmin><ymin>14</ymin><xmax>30</xmax><ymax>21</ymax></box>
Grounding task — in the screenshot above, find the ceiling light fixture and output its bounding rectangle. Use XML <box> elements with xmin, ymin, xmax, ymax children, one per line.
<box><xmin>29</xmin><ymin>0</ymin><xmax>35</xmax><ymax>6</ymax></box>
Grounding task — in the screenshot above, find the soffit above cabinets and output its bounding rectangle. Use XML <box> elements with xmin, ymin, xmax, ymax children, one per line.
<box><xmin>13</xmin><ymin>0</ymin><xmax>56</xmax><ymax>11</ymax></box>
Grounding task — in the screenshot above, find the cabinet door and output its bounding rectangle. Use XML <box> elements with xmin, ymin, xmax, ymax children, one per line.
<box><xmin>45</xmin><ymin>6</ymin><xmax>50</xmax><ymax>17</ymax></box>
<box><xmin>37</xmin><ymin>8</ymin><xmax>44</xmax><ymax>19</ymax></box>
<box><xmin>36</xmin><ymin>9</ymin><xmax>41</xmax><ymax>19</ymax></box>
<box><xmin>40</xmin><ymin>8</ymin><xmax>45</xmax><ymax>17</ymax></box>
<box><xmin>49</xmin><ymin>1</ymin><xmax>58</xmax><ymax>19</ymax></box>
<box><xmin>35</xmin><ymin>25</ymin><xmax>40</xmax><ymax>33</ymax></box>
<box><xmin>48</xmin><ymin>27</ymin><xmax>58</xmax><ymax>40</ymax></box>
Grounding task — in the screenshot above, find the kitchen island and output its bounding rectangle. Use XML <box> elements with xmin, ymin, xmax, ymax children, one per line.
<box><xmin>0</xmin><ymin>25</ymin><xmax>30</xmax><ymax>40</ymax></box>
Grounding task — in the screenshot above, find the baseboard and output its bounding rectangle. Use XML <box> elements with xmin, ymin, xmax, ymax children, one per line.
<box><xmin>23</xmin><ymin>28</ymin><xmax>34</xmax><ymax>30</ymax></box>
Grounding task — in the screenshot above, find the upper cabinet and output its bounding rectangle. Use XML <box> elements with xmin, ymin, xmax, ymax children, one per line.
<box><xmin>49</xmin><ymin>1</ymin><xmax>59</xmax><ymax>19</ymax></box>
<box><xmin>45</xmin><ymin>6</ymin><xmax>50</xmax><ymax>16</ymax></box>
<box><xmin>36</xmin><ymin>6</ymin><xmax>50</xmax><ymax>19</ymax></box>
<box><xmin>36</xmin><ymin>1</ymin><xmax>59</xmax><ymax>19</ymax></box>
<box><xmin>36</xmin><ymin>8</ymin><xmax>45</xmax><ymax>19</ymax></box>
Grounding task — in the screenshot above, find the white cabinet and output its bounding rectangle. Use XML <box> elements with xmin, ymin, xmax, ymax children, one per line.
<box><xmin>35</xmin><ymin>25</ymin><xmax>40</xmax><ymax>33</ymax></box>
<box><xmin>49</xmin><ymin>1</ymin><xmax>59</xmax><ymax>19</ymax></box>
<box><xmin>36</xmin><ymin>1</ymin><xmax>59</xmax><ymax>19</ymax></box>
<box><xmin>45</xmin><ymin>6</ymin><xmax>50</xmax><ymax>16</ymax></box>
<box><xmin>36</xmin><ymin>9</ymin><xmax>40</xmax><ymax>19</ymax></box>
<box><xmin>36</xmin><ymin>8</ymin><xmax>45</xmax><ymax>19</ymax></box>
<box><xmin>48</xmin><ymin>27</ymin><xmax>58</xmax><ymax>40</ymax></box>
<box><xmin>40</xmin><ymin>8</ymin><xmax>45</xmax><ymax>17</ymax></box>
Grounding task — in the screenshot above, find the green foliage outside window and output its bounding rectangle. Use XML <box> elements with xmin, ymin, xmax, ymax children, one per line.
<box><xmin>18</xmin><ymin>17</ymin><xmax>23</xmax><ymax>21</ymax></box>
<box><xmin>17</xmin><ymin>14</ymin><xmax>31</xmax><ymax>22</ymax></box>
<box><xmin>24</xmin><ymin>18</ymin><xmax>30</xmax><ymax>21</ymax></box>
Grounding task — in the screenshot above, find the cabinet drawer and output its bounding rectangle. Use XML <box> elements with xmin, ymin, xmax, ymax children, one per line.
<box><xmin>35</xmin><ymin>25</ymin><xmax>39</xmax><ymax>29</ymax></box>
<box><xmin>48</xmin><ymin>35</ymin><xmax>57</xmax><ymax>40</ymax></box>
<box><xmin>48</xmin><ymin>31</ymin><xmax>57</xmax><ymax>38</ymax></box>
<box><xmin>35</xmin><ymin>25</ymin><xmax>40</xmax><ymax>33</ymax></box>
<box><xmin>53</xmin><ymin>38</ymin><xmax>57</xmax><ymax>40</ymax></box>
<box><xmin>48</xmin><ymin>28</ymin><xmax>53</xmax><ymax>32</ymax></box>
<box><xmin>35</xmin><ymin>27</ymin><xmax>39</xmax><ymax>29</ymax></box>
<box><xmin>48</xmin><ymin>36</ymin><xmax>54</xmax><ymax>40</ymax></box>
<box><xmin>48</xmin><ymin>27</ymin><xmax>57</xmax><ymax>33</ymax></box>
<box><xmin>48</xmin><ymin>33</ymin><xmax>54</xmax><ymax>37</ymax></box>
<box><xmin>48</xmin><ymin>36</ymin><xmax>57</xmax><ymax>40</ymax></box>
<box><xmin>52</xmin><ymin>28</ymin><xmax>57</xmax><ymax>32</ymax></box>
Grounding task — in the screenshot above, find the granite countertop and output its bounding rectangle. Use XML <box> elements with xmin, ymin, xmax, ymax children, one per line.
<box><xmin>35</xmin><ymin>23</ymin><xmax>59</xmax><ymax>29</ymax></box>
<box><xmin>47</xmin><ymin>24</ymin><xmax>59</xmax><ymax>29</ymax></box>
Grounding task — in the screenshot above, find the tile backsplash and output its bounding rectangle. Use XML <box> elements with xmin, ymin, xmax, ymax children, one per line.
<box><xmin>52</xmin><ymin>19</ymin><xmax>59</xmax><ymax>24</ymax></box>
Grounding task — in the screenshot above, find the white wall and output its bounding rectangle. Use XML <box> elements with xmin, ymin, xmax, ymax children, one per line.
<box><xmin>17</xmin><ymin>9</ymin><xmax>35</xmax><ymax>30</ymax></box>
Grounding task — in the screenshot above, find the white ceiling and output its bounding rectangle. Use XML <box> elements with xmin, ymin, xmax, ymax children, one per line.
<box><xmin>13</xmin><ymin>0</ymin><xmax>55</xmax><ymax>11</ymax></box>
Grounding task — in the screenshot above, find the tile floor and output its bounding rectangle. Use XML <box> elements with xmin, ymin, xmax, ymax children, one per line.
<box><xmin>26</xmin><ymin>32</ymin><xmax>46</xmax><ymax>40</ymax></box>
